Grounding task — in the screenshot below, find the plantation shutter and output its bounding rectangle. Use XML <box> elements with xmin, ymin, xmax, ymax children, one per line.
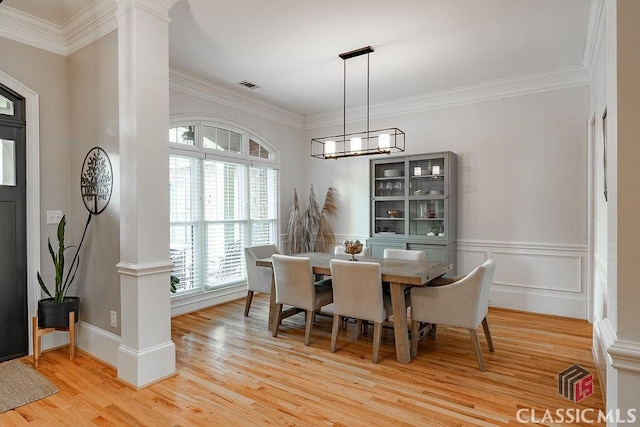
<box><xmin>169</xmin><ymin>154</ymin><xmax>202</xmax><ymax>293</ymax></box>
<box><xmin>249</xmin><ymin>165</ymin><xmax>278</xmax><ymax>246</ymax></box>
<box><xmin>203</xmin><ymin>159</ymin><xmax>247</xmax><ymax>287</ymax></box>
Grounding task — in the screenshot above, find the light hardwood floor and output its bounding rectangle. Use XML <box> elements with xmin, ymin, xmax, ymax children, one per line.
<box><xmin>4</xmin><ymin>295</ymin><xmax>604</xmax><ymax>426</ymax></box>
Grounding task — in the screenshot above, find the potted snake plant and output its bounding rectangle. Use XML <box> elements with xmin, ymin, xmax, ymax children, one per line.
<box><xmin>36</xmin><ymin>213</ymin><xmax>92</xmax><ymax>328</ymax></box>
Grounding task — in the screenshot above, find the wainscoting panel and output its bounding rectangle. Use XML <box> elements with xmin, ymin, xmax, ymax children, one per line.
<box><xmin>492</xmin><ymin>250</ymin><xmax>582</xmax><ymax>292</ymax></box>
<box><xmin>458</xmin><ymin>240</ymin><xmax>588</xmax><ymax>319</ymax></box>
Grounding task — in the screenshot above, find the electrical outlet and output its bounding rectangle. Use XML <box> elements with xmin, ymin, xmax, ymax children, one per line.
<box><xmin>110</xmin><ymin>311</ymin><xmax>117</xmax><ymax>328</ymax></box>
<box><xmin>46</xmin><ymin>210</ymin><xmax>63</xmax><ymax>225</ymax></box>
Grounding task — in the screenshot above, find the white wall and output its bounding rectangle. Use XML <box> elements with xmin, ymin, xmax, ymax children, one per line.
<box><xmin>307</xmin><ymin>86</ymin><xmax>591</xmax><ymax>318</ymax></box>
<box><xmin>68</xmin><ymin>30</ymin><xmax>121</xmax><ymax>337</ymax></box>
<box><xmin>0</xmin><ymin>36</ymin><xmax>72</xmax><ymax>352</ymax></box>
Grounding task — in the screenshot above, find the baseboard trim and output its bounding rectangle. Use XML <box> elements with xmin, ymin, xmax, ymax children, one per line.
<box><xmin>489</xmin><ymin>286</ymin><xmax>587</xmax><ymax>319</ymax></box>
<box><xmin>76</xmin><ymin>321</ymin><xmax>121</xmax><ymax>367</ymax></box>
<box><xmin>171</xmin><ymin>285</ymin><xmax>246</xmax><ymax>317</ymax></box>
<box><xmin>117</xmin><ymin>341</ymin><xmax>176</xmax><ymax>389</ymax></box>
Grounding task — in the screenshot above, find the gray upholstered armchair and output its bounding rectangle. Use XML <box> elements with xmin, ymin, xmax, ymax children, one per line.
<box><xmin>244</xmin><ymin>245</ymin><xmax>280</xmax><ymax>317</ymax></box>
<box><xmin>410</xmin><ymin>259</ymin><xmax>496</xmax><ymax>371</ymax></box>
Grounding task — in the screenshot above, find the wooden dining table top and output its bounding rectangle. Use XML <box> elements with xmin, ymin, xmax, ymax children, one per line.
<box><xmin>256</xmin><ymin>251</ymin><xmax>453</xmax><ymax>286</ymax></box>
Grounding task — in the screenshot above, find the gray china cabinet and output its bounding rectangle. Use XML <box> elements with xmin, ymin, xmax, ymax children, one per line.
<box><xmin>367</xmin><ymin>151</ymin><xmax>457</xmax><ymax>273</ymax></box>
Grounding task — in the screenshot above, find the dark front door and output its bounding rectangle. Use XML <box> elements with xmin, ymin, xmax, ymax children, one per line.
<box><xmin>0</xmin><ymin>85</ymin><xmax>27</xmax><ymax>362</ymax></box>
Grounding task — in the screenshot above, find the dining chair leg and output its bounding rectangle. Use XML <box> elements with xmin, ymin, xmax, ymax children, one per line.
<box><xmin>272</xmin><ymin>304</ymin><xmax>283</xmax><ymax>337</ymax></box>
<box><xmin>356</xmin><ymin>319</ymin><xmax>363</xmax><ymax>337</ymax></box>
<box><xmin>482</xmin><ymin>317</ymin><xmax>494</xmax><ymax>352</ymax></box>
<box><xmin>410</xmin><ymin>320</ymin><xmax>420</xmax><ymax>357</ymax></box>
<box><xmin>372</xmin><ymin>322</ymin><xmax>383</xmax><ymax>364</ymax></box>
<box><xmin>468</xmin><ymin>329</ymin><xmax>486</xmax><ymax>371</ymax></box>
<box><xmin>304</xmin><ymin>310</ymin><xmax>314</xmax><ymax>346</ymax></box>
<box><xmin>330</xmin><ymin>314</ymin><xmax>341</xmax><ymax>353</ymax></box>
<box><xmin>244</xmin><ymin>291</ymin><xmax>254</xmax><ymax>317</ymax></box>
<box><xmin>428</xmin><ymin>324</ymin><xmax>438</xmax><ymax>339</ymax></box>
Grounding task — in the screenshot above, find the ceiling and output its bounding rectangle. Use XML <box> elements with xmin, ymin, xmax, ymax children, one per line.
<box><xmin>3</xmin><ymin>0</ymin><xmax>591</xmax><ymax>117</ymax></box>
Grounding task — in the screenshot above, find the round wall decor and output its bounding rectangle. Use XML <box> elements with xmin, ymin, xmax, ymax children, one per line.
<box><xmin>80</xmin><ymin>147</ymin><xmax>113</xmax><ymax>215</ymax></box>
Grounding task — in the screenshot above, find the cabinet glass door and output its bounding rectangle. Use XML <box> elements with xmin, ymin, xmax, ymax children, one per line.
<box><xmin>408</xmin><ymin>199</ymin><xmax>447</xmax><ymax>239</ymax></box>
<box><xmin>408</xmin><ymin>155</ymin><xmax>447</xmax><ymax>240</ymax></box>
<box><xmin>409</xmin><ymin>156</ymin><xmax>446</xmax><ymax>196</ymax></box>
<box><xmin>372</xmin><ymin>160</ymin><xmax>405</xmax><ymax>236</ymax></box>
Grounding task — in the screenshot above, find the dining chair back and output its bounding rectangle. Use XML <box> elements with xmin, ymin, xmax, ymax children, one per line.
<box><xmin>244</xmin><ymin>245</ymin><xmax>280</xmax><ymax>316</ymax></box>
<box><xmin>383</xmin><ymin>248</ymin><xmax>426</xmax><ymax>261</ymax></box>
<box><xmin>329</xmin><ymin>259</ymin><xmax>392</xmax><ymax>363</ymax></box>
<box><xmin>271</xmin><ymin>254</ymin><xmax>333</xmax><ymax>345</ymax></box>
<box><xmin>409</xmin><ymin>259</ymin><xmax>496</xmax><ymax>371</ymax></box>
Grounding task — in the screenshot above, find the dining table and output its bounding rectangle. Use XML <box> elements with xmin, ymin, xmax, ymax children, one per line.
<box><xmin>256</xmin><ymin>251</ymin><xmax>452</xmax><ymax>364</ymax></box>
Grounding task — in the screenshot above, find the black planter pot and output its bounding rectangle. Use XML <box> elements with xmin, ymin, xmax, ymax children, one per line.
<box><xmin>37</xmin><ymin>297</ymin><xmax>80</xmax><ymax>328</ymax></box>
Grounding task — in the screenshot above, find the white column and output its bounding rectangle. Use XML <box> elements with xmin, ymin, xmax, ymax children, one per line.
<box><xmin>115</xmin><ymin>0</ymin><xmax>178</xmax><ymax>388</ymax></box>
<box><xmin>605</xmin><ymin>0</ymin><xmax>640</xmax><ymax>420</ymax></box>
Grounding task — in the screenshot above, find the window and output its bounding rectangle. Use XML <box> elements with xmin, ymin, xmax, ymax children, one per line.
<box><xmin>169</xmin><ymin>121</ymin><xmax>278</xmax><ymax>296</ymax></box>
<box><xmin>0</xmin><ymin>93</ymin><xmax>14</xmax><ymax>116</ymax></box>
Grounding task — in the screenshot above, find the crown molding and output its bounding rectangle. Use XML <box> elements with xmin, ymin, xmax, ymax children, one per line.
<box><xmin>582</xmin><ymin>0</ymin><xmax>606</xmax><ymax>80</ymax></box>
<box><xmin>64</xmin><ymin>0</ymin><xmax>118</xmax><ymax>56</ymax></box>
<box><xmin>115</xmin><ymin>0</ymin><xmax>178</xmax><ymax>22</ymax></box>
<box><xmin>0</xmin><ymin>0</ymin><xmax>118</xmax><ymax>57</ymax></box>
<box><xmin>305</xmin><ymin>65</ymin><xmax>589</xmax><ymax>130</ymax></box>
<box><xmin>0</xmin><ymin>5</ymin><xmax>67</xmax><ymax>56</ymax></box>
<box><xmin>169</xmin><ymin>68</ymin><xmax>305</xmax><ymax>130</ymax></box>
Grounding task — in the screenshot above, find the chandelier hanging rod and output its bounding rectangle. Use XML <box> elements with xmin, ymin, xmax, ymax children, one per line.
<box><xmin>310</xmin><ymin>45</ymin><xmax>405</xmax><ymax>160</ymax></box>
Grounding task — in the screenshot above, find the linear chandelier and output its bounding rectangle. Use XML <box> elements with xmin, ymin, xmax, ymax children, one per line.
<box><xmin>311</xmin><ymin>46</ymin><xmax>405</xmax><ymax>159</ymax></box>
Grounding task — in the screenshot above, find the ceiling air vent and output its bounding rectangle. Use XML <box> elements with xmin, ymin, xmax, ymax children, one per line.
<box><xmin>238</xmin><ymin>80</ymin><xmax>259</xmax><ymax>89</ymax></box>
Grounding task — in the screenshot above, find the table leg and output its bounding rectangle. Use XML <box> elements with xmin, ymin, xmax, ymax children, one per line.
<box><xmin>389</xmin><ymin>282</ymin><xmax>411</xmax><ymax>363</ymax></box>
<box><xmin>268</xmin><ymin>273</ymin><xmax>276</xmax><ymax>331</ymax></box>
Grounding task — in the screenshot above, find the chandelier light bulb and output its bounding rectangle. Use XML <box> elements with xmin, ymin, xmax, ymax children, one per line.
<box><xmin>350</xmin><ymin>137</ymin><xmax>362</xmax><ymax>153</ymax></box>
<box><xmin>325</xmin><ymin>140</ymin><xmax>336</xmax><ymax>157</ymax></box>
<box><xmin>379</xmin><ymin>133</ymin><xmax>390</xmax><ymax>150</ymax></box>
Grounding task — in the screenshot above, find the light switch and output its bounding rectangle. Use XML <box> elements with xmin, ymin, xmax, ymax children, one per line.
<box><xmin>46</xmin><ymin>210</ymin><xmax>63</xmax><ymax>225</ymax></box>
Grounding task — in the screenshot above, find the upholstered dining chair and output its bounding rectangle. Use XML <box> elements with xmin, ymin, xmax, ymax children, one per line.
<box><xmin>382</xmin><ymin>248</ymin><xmax>426</xmax><ymax>261</ymax></box>
<box><xmin>271</xmin><ymin>254</ymin><xmax>333</xmax><ymax>346</ymax></box>
<box><xmin>409</xmin><ymin>259</ymin><xmax>496</xmax><ymax>371</ymax></box>
<box><xmin>382</xmin><ymin>248</ymin><xmax>424</xmax><ymax>303</ymax></box>
<box><xmin>244</xmin><ymin>245</ymin><xmax>281</xmax><ymax>317</ymax></box>
<box><xmin>329</xmin><ymin>259</ymin><xmax>392</xmax><ymax>363</ymax></box>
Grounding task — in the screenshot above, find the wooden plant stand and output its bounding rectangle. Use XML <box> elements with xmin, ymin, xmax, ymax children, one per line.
<box><xmin>32</xmin><ymin>311</ymin><xmax>75</xmax><ymax>367</ymax></box>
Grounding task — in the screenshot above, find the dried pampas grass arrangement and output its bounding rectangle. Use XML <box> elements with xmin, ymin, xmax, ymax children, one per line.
<box><xmin>286</xmin><ymin>186</ymin><xmax>337</xmax><ymax>254</ymax></box>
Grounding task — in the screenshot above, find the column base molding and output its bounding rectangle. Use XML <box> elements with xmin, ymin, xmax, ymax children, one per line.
<box><xmin>608</xmin><ymin>339</ymin><xmax>640</xmax><ymax>374</ymax></box>
<box><xmin>117</xmin><ymin>341</ymin><xmax>176</xmax><ymax>389</ymax></box>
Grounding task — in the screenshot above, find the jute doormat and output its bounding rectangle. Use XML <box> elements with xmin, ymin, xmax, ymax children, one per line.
<box><xmin>0</xmin><ymin>359</ymin><xmax>59</xmax><ymax>413</ymax></box>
